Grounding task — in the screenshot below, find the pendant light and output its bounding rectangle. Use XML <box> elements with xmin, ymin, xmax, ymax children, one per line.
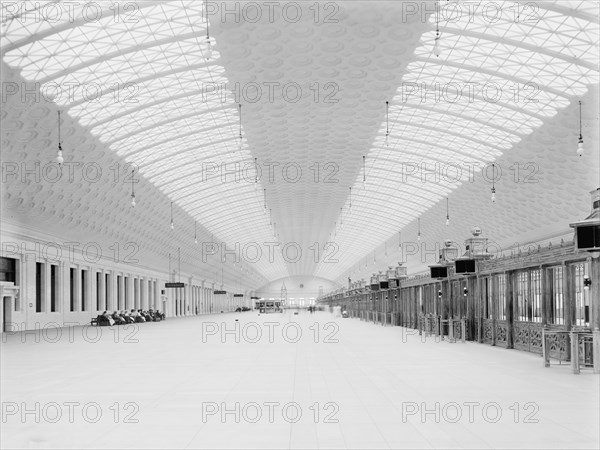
<box><xmin>417</xmin><ymin>217</ymin><xmax>421</xmax><ymax>241</ymax></box>
<box><xmin>254</xmin><ymin>157</ymin><xmax>258</xmax><ymax>189</ymax></box>
<box><xmin>194</xmin><ymin>220</ymin><xmax>198</xmax><ymax>244</ymax></box>
<box><xmin>362</xmin><ymin>155</ymin><xmax>367</xmax><ymax>189</ymax></box>
<box><xmin>491</xmin><ymin>164</ymin><xmax>497</xmax><ymax>202</ymax></box>
<box><xmin>130</xmin><ymin>169</ymin><xmax>136</xmax><ymax>207</ymax></box>
<box><xmin>237</xmin><ymin>103</ymin><xmax>243</xmax><ymax>151</ymax></box>
<box><xmin>349</xmin><ymin>186</ymin><xmax>352</xmax><ymax>211</ymax></box>
<box><xmin>56</xmin><ymin>111</ymin><xmax>64</xmax><ymax>166</ymax></box>
<box><xmin>170</xmin><ymin>201</ymin><xmax>174</xmax><ymax>230</ymax></box>
<box><xmin>204</xmin><ymin>0</ymin><xmax>212</xmax><ymax>60</ymax></box>
<box><xmin>445</xmin><ymin>197</ymin><xmax>450</xmax><ymax>226</ymax></box>
<box><xmin>433</xmin><ymin>1</ymin><xmax>442</xmax><ymax>57</ymax></box>
<box><xmin>385</xmin><ymin>101</ymin><xmax>390</xmax><ymax>147</ymax></box>
<box><xmin>577</xmin><ymin>100</ymin><xmax>584</xmax><ymax>157</ymax></box>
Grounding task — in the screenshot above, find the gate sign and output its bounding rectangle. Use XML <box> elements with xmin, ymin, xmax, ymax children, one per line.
<box><xmin>165</xmin><ymin>282</ymin><xmax>185</xmax><ymax>288</ymax></box>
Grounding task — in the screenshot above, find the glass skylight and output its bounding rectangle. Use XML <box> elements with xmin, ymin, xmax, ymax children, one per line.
<box><xmin>316</xmin><ymin>0</ymin><xmax>599</xmax><ymax>281</ymax></box>
<box><xmin>1</xmin><ymin>0</ymin><xmax>289</xmax><ymax>280</ymax></box>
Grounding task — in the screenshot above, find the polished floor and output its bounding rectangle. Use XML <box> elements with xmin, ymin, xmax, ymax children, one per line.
<box><xmin>1</xmin><ymin>310</ymin><xmax>598</xmax><ymax>449</ymax></box>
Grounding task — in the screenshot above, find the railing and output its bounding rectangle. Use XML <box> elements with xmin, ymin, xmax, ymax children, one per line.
<box><xmin>542</xmin><ymin>326</ymin><xmax>600</xmax><ymax>374</ymax></box>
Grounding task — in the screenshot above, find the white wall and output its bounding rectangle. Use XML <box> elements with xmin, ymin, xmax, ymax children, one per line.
<box><xmin>0</xmin><ymin>223</ymin><xmax>241</xmax><ymax>332</ymax></box>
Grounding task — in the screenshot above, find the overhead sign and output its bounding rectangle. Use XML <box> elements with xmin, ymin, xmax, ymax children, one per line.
<box><xmin>165</xmin><ymin>282</ymin><xmax>184</xmax><ymax>288</ymax></box>
<box><xmin>233</xmin><ymin>294</ymin><xmax>244</xmax><ymax>297</ymax></box>
<box><xmin>214</xmin><ymin>290</ymin><xmax>227</xmax><ymax>295</ymax></box>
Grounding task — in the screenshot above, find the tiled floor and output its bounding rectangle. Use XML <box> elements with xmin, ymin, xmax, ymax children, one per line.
<box><xmin>1</xmin><ymin>311</ymin><xmax>598</xmax><ymax>449</ymax></box>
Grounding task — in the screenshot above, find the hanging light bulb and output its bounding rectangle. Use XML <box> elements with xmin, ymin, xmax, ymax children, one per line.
<box><xmin>385</xmin><ymin>101</ymin><xmax>390</xmax><ymax>147</ymax></box>
<box><xmin>130</xmin><ymin>169</ymin><xmax>136</xmax><ymax>208</ymax></box>
<box><xmin>254</xmin><ymin>157</ymin><xmax>258</xmax><ymax>190</ymax></box>
<box><xmin>349</xmin><ymin>187</ymin><xmax>352</xmax><ymax>212</ymax></box>
<box><xmin>194</xmin><ymin>220</ymin><xmax>198</xmax><ymax>244</ymax></box>
<box><xmin>491</xmin><ymin>163</ymin><xmax>497</xmax><ymax>203</ymax></box>
<box><xmin>577</xmin><ymin>100</ymin><xmax>584</xmax><ymax>157</ymax></box>
<box><xmin>205</xmin><ymin>36</ymin><xmax>212</xmax><ymax>60</ymax></box>
<box><xmin>238</xmin><ymin>103</ymin><xmax>243</xmax><ymax>151</ymax></box>
<box><xmin>433</xmin><ymin>1</ymin><xmax>442</xmax><ymax>57</ymax></box>
<box><xmin>170</xmin><ymin>201</ymin><xmax>174</xmax><ymax>230</ymax></box>
<box><xmin>433</xmin><ymin>36</ymin><xmax>441</xmax><ymax>57</ymax></box>
<box><xmin>204</xmin><ymin>0</ymin><xmax>212</xmax><ymax>61</ymax></box>
<box><xmin>362</xmin><ymin>155</ymin><xmax>367</xmax><ymax>189</ymax></box>
<box><xmin>445</xmin><ymin>197</ymin><xmax>450</xmax><ymax>226</ymax></box>
<box><xmin>56</xmin><ymin>111</ymin><xmax>64</xmax><ymax>166</ymax></box>
<box><xmin>417</xmin><ymin>217</ymin><xmax>421</xmax><ymax>241</ymax></box>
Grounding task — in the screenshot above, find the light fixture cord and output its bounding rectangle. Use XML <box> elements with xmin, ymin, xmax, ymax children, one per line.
<box><xmin>205</xmin><ymin>0</ymin><xmax>210</xmax><ymax>39</ymax></box>
<box><xmin>363</xmin><ymin>155</ymin><xmax>366</xmax><ymax>182</ymax></box>
<box><xmin>579</xmin><ymin>100</ymin><xmax>583</xmax><ymax>140</ymax></box>
<box><xmin>239</xmin><ymin>103</ymin><xmax>242</xmax><ymax>139</ymax></box>
<box><xmin>349</xmin><ymin>186</ymin><xmax>352</xmax><ymax>209</ymax></box>
<box><xmin>57</xmin><ymin>111</ymin><xmax>61</xmax><ymax>147</ymax></box>
<box><xmin>386</xmin><ymin>101</ymin><xmax>389</xmax><ymax>136</ymax></box>
<box><xmin>131</xmin><ymin>169</ymin><xmax>134</xmax><ymax>195</ymax></box>
<box><xmin>436</xmin><ymin>1</ymin><xmax>440</xmax><ymax>37</ymax></box>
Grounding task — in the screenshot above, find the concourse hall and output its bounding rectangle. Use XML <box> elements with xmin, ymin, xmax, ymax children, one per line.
<box><xmin>1</xmin><ymin>1</ymin><xmax>599</xmax><ymax>449</ymax></box>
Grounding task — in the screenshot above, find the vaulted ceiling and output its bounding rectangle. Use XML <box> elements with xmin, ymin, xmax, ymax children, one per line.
<box><xmin>1</xmin><ymin>1</ymin><xmax>599</xmax><ymax>290</ymax></box>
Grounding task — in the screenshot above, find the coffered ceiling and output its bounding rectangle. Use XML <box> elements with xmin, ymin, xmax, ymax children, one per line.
<box><xmin>1</xmin><ymin>1</ymin><xmax>599</xmax><ymax>290</ymax></box>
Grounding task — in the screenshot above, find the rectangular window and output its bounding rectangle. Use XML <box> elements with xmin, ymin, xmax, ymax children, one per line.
<box><xmin>124</xmin><ymin>276</ymin><xmax>129</xmax><ymax>309</ymax></box>
<box><xmin>483</xmin><ymin>277</ymin><xmax>491</xmax><ymax>319</ymax></box>
<box><xmin>0</xmin><ymin>257</ymin><xmax>16</xmax><ymax>283</ymax></box>
<box><xmin>117</xmin><ymin>275</ymin><xmax>122</xmax><ymax>310</ymax></box>
<box><xmin>70</xmin><ymin>268</ymin><xmax>75</xmax><ymax>312</ymax></box>
<box><xmin>517</xmin><ymin>272</ymin><xmax>529</xmax><ymax>321</ymax></box>
<box><xmin>105</xmin><ymin>273</ymin><xmax>110</xmax><ymax>311</ymax></box>
<box><xmin>96</xmin><ymin>272</ymin><xmax>102</xmax><ymax>311</ymax></box>
<box><xmin>35</xmin><ymin>262</ymin><xmax>43</xmax><ymax>313</ymax></box>
<box><xmin>530</xmin><ymin>269</ymin><xmax>542</xmax><ymax>323</ymax></box>
<box><xmin>81</xmin><ymin>270</ymin><xmax>87</xmax><ymax>312</ymax></box>
<box><xmin>551</xmin><ymin>266</ymin><xmax>564</xmax><ymax>325</ymax></box>
<box><xmin>50</xmin><ymin>265</ymin><xmax>57</xmax><ymax>312</ymax></box>
<box><xmin>574</xmin><ymin>262</ymin><xmax>590</xmax><ymax>326</ymax></box>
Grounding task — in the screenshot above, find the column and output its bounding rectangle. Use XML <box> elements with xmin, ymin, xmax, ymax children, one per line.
<box><xmin>108</xmin><ymin>272</ymin><xmax>117</xmax><ymax>312</ymax></box>
<box><xmin>153</xmin><ymin>280</ymin><xmax>158</xmax><ymax>310</ymax></box>
<box><xmin>21</xmin><ymin>254</ymin><xmax>35</xmax><ymax>328</ymax></box>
